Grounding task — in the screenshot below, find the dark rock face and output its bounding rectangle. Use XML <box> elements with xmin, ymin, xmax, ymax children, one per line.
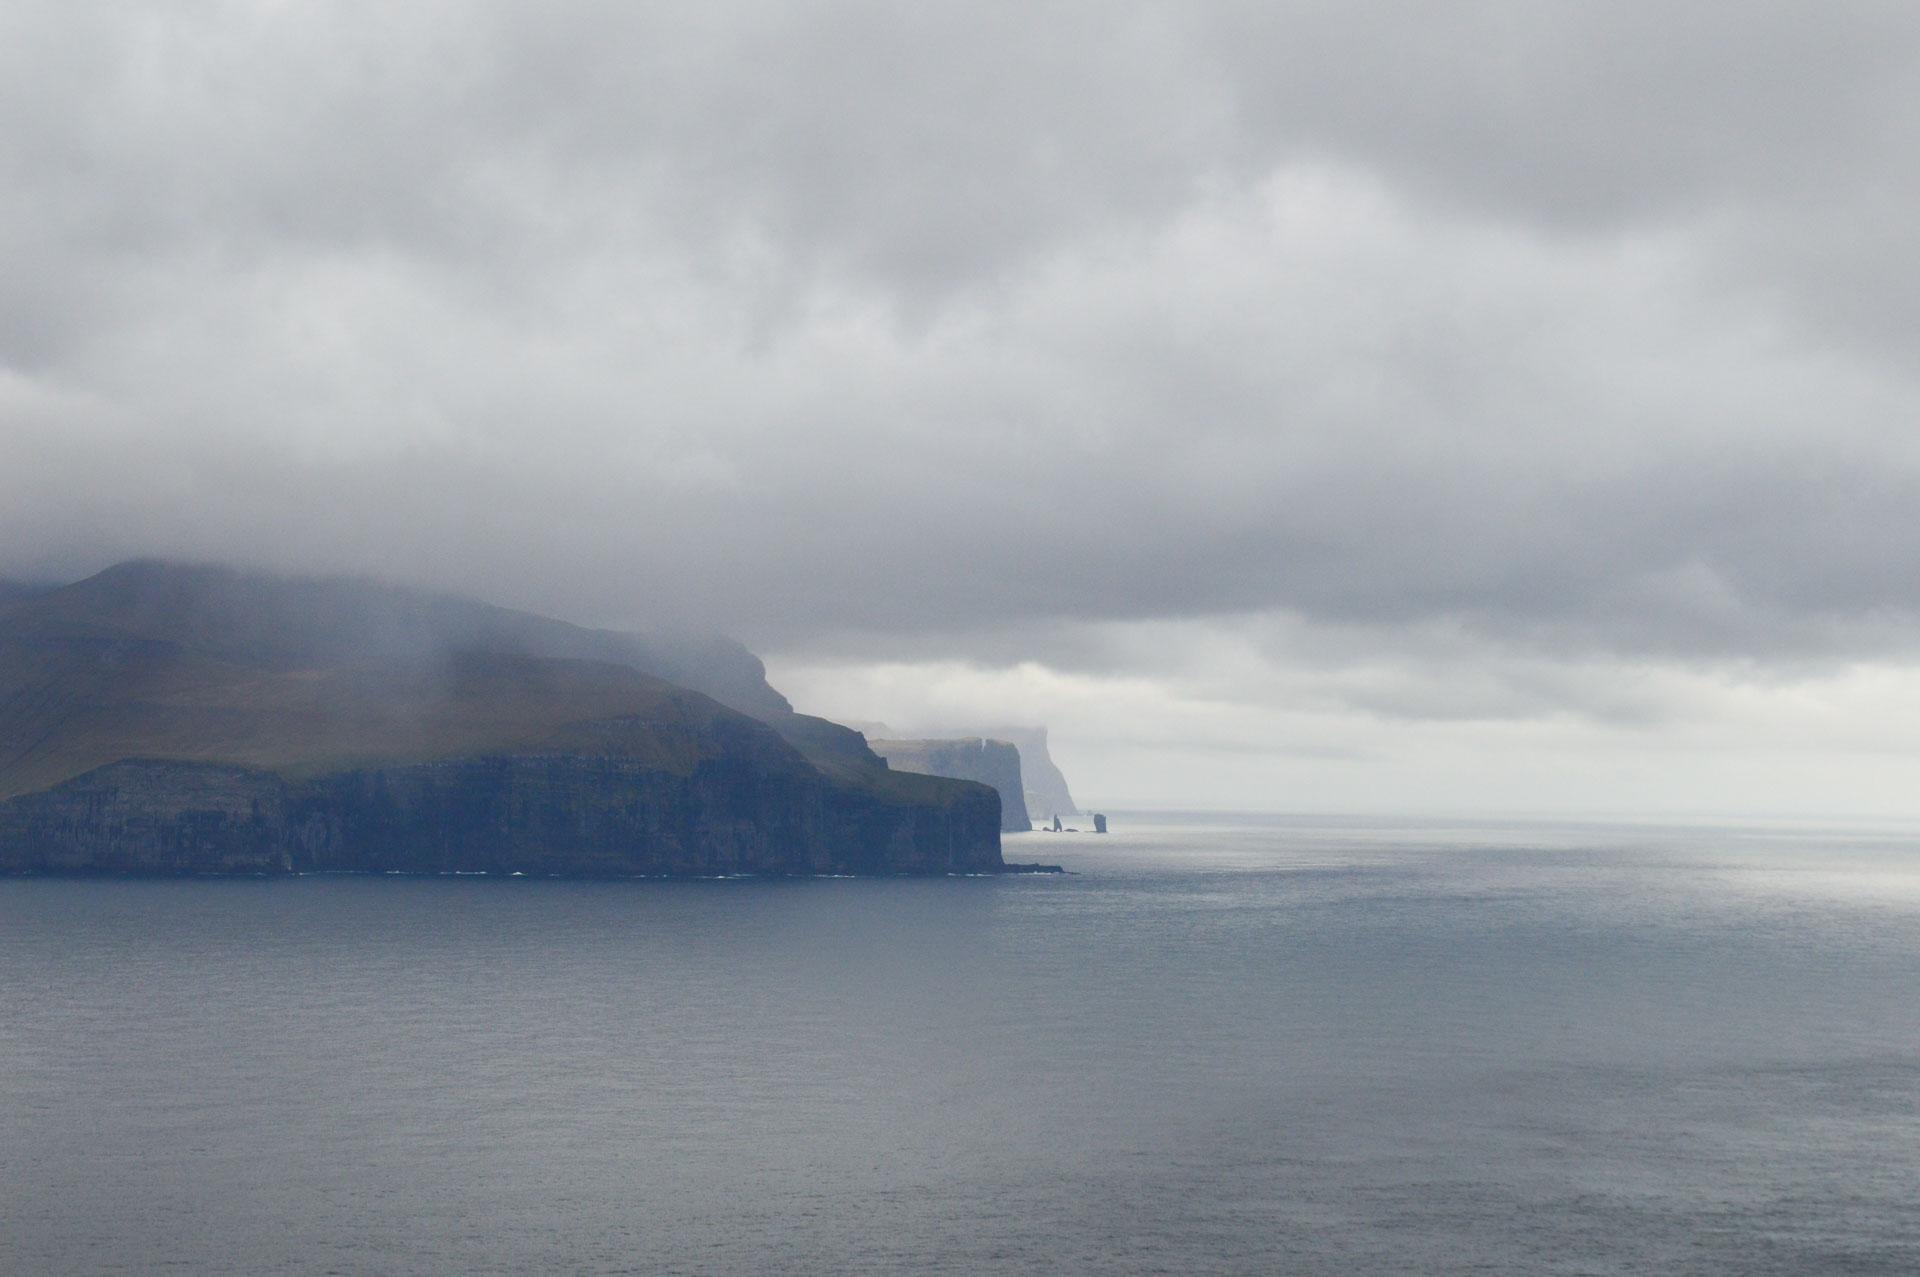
<box><xmin>0</xmin><ymin>753</ymin><xmax>1005</xmax><ymax>877</ymax></box>
<box><xmin>865</xmin><ymin>738</ymin><xmax>1031</xmax><ymax>833</ymax></box>
<box><xmin>304</xmin><ymin>752</ymin><xmax>1002</xmax><ymax>877</ymax></box>
<box><xmin>0</xmin><ymin>761</ymin><xmax>298</xmax><ymax>875</ymax></box>
<box><xmin>0</xmin><ymin>560</ymin><xmax>1018</xmax><ymax>878</ymax></box>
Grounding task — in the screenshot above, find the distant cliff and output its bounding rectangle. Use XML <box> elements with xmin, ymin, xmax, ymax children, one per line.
<box><xmin>866</xmin><ymin>738</ymin><xmax>1031</xmax><ymax>833</ymax></box>
<box><xmin>890</xmin><ymin>724</ymin><xmax>1078</xmax><ymax>821</ymax></box>
<box><xmin>966</xmin><ymin>726</ymin><xmax>1079</xmax><ymax>821</ymax></box>
<box><xmin>0</xmin><ymin>562</ymin><xmax>1022</xmax><ymax>877</ymax></box>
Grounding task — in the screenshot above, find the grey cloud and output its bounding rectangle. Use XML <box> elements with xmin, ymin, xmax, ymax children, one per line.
<box><xmin>1210</xmin><ymin>4</ymin><xmax>1918</xmax><ymax>221</ymax></box>
<box><xmin>6</xmin><ymin>0</ymin><xmax>1920</xmax><ymax>700</ymax></box>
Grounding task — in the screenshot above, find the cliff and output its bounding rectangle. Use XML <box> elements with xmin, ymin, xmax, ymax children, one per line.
<box><xmin>866</xmin><ymin>737</ymin><xmax>1031</xmax><ymax>833</ymax></box>
<box><xmin>871</xmin><ymin>722</ymin><xmax>1081</xmax><ymax>823</ymax></box>
<box><xmin>0</xmin><ymin>562</ymin><xmax>1019</xmax><ymax>877</ymax></box>
<box><xmin>966</xmin><ymin>725</ymin><xmax>1079</xmax><ymax>821</ymax></box>
<box><xmin>0</xmin><ymin>753</ymin><xmax>999</xmax><ymax>877</ymax></box>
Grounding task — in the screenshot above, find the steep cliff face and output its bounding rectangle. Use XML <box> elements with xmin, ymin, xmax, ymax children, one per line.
<box><xmin>859</xmin><ymin>721</ymin><xmax>1082</xmax><ymax>823</ymax></box>
<box><xmin>958</xmin><ymin>725</ymin><xmax>1078</xmax><ymax>820</ymax></box>
<box><xmin>0</xmin><ymin>761</ymin><xmax>300</xmax><ymax>875</ymax></box>
<box><xmin>866</xmin><ymin>738</ymin><xmax>1031</xmax><ymax>833</ymax></box>
<box><xmin>0</xmin><ymin>562</ymin><xmax>1017</xmax><ymax>877</ymax></box>
<box><xmin>0</xmin><ymin>753</ymin><xmax>1002</xmax><ymax>877</ymax></box>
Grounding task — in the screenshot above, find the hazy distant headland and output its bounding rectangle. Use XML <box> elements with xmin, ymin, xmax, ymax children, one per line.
<box><xmin>0</xmin><ymin>561</ymin><xmax>1060</xmax><ymax>877</ymax></box>
<box><xmin>962</xmin><ymin>725</ymin><xmax>1080</xmax><ymax>823</ymax></box>
<box><xmin>857</xmin><ymin>726</ymin><xmax>1085</xmax><ymax>834</ymax></box>
<box><xmin>866</xmin><ymin>737</ymin><xmax>1032</xmax><ymax>833</ymax></box>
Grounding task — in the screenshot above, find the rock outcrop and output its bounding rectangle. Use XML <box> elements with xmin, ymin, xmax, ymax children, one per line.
<box><xmin>0</xmin><ymin>562</ymin><xmax>1024</xmax><ymax>877</ymax></box>
<box><xmin>865</xmin><ymin>737</ymin><xmax>1031</xmax><ymax>833</ymax></box>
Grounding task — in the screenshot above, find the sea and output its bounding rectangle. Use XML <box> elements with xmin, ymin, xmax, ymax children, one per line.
<box><xmin>4</xmin><ymin>812</ymin><xmax>1919</xmax><ymax>1275</ymax></box>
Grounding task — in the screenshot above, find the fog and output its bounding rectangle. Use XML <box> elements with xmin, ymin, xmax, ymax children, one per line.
<box><xmin>7</xmin><ymin>3</ymin><xmax>1920</xmax><ymax>814</ymax></box>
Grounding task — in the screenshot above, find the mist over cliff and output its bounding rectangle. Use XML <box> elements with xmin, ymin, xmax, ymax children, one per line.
<box><xmin>0</xmin><ymin>561</ymin><xmax>1022</xmax><ymax>876</ymax></box>
<box><xmin>6</xmin><ymin>559</ymin><xmax>792</xmax><ymax>719</ymax></box>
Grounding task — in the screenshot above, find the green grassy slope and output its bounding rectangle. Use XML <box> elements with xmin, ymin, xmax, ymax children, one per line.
<box><xmin>0</xmin><ymin>563</ymin><xmax>961</xmax><ymax>813</ymax></box>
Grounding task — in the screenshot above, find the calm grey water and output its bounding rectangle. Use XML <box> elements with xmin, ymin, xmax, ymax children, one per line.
<box><xmin>5</xmin><ymin>814</ymin><xmax>1920</xmax><ymax>1275</ymax></box>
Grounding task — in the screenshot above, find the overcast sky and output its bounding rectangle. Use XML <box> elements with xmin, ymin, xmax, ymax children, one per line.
<box><xmin>8</xmin><ymin>2</ymin><xmax>1920</xmax><ymax>816</ymax></box>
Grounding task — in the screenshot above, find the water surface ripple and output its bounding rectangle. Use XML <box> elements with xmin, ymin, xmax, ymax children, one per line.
<box><xmin>5</xmin><ymin>814</ymin><xmax>1919</xmax><ymax>1274</ymax></box>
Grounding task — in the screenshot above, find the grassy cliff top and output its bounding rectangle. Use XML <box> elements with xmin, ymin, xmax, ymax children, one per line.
<box><xmin>0</xmin><ymin>563</ymin><xmax>822</xmax><ymax>801</ymax></box>
<box><xmin>0</xmin><ymin>561</ymin><xmax>996</xmax><ymax>818</ymax></box>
